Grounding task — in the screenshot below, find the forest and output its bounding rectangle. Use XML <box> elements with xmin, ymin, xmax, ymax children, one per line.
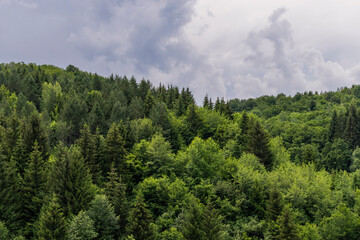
<box><xmin>1</xmin><ymin>62</ymin><xmax>360</xmax><ymax>239</ymax></box>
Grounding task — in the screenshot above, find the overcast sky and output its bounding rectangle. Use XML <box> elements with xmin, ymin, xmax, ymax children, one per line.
<box><xmin>1</xmin><ymin>0</ymin><xmax>360</xmax><ymax>101</ymax></box>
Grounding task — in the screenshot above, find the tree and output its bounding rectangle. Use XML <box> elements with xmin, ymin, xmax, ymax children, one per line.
<box><xmin>146</xmin><ymin>133</ymin><xmax>174</xmax><ymax>177</ymax></box>
<box><xmin>144</xmin><ymin>91</ymin><xmax>155</xmax><ymax>117</ymax></box>
<box><xmin>105</xmin><ymin>163</ymin><xmax>128</xmax><ymax>233</ymax></box>
<box><xmin>266</xmin><ymin>188</ymin><xmax>284</xmax><ymax>222</ymax></box>
<box><xmin>180</xmin><ymin>200</ymin><xmax>205</xmax><ymax>240</ymax></box>
<box><xmin>128</xmin><ymin>97</ymin><xmax>144</xmax><ymax>120</ymax></box>
<box><xmin>351</xmin><ymin>147</ymin><xmax>360</xmax><ymax>172</ymax></box>
<box><xmin>344</xmin><ymin>104</ymin><xmax>360</xmax><ymax>148</ymax></box>
<box><xmin>0</xmin><ymin>145</ymin><xmax>23</xmax><ymax>233</ymax></box>
<box><xmin>88</xmin><ymin>102</ymin><xmax>106</xmax><ymax>134</ymax></box>
<box><xmin>0</xmin><ymin>221</ymin><xmax>10</xmax><ymax>240</ymax></box>
<box><xmin>23</xmin><ymin>111</ymin><xmax>49</xmax><ymax>160</ymax></box>
<box><xmin>247</xmin><ymin>120</ymin><xmax>273</xmax><ymax>170</ymax></box>
<box><xmin>127</xmin><ymin>195</ymin><xmax>156</xmax><ymax>240</ymax></box>
<box><xmin>36</xmin><ymin>194</ymin><xmax>66</xmax><ymax>240</ymax></box>
<box><xmin>328</xmin><ymin>110</ymin><xmax>341</xmax><ymax>141</ymax></box>
<box><xmin>201</xmin><ymin>202</ymin><xmax>227</xmax><ymax>240</ymax></box>
<box><xmin>87</xmin><ymin>195</ymin><xmax>119</xmax><ymax>240</ymax></box>
<box><xmin>185</xmin><ymin>103</ymin><xmax>203</xmax><ymax>143</ymax></box>
<box><xmin>274</xmin><ymin>205</ymin><xmax>300</xmax><ymax>240</ymax></box>
<box><xmin>103</xmin><ymin>123</ymin><xmax>127</xmax><ymax>177</ymax></box>
<box><xmin>67</xmin><ymin>211</ymin><xmax>98</xmax><ymax>240</ymax></box>
<box><xmin>77</xmin><ymin>124</ymin><xmax>99</xmax><ymax>183</ymax></box>
<box><xmin>320</xmin><ymin>203</ymin><xmax>360</xmax><ymax>240</ymax></box>
<box><xmin>22</xmin><ymin>142</ymin><xmax>46</xmax><ymax>235</ymax></box>
<box><xmin>47</xmin><ymin>143</ymin><xmax>95</xmax><ymax>217</ymax></box>
<box><xmin>322</xmin><ymin>138</ymin><xmax>352</xmax><ymax>171</ymax></box>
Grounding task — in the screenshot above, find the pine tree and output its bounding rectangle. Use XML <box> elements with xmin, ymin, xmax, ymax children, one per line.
<box><xmin>36</xmin><ymin>194</ymin><xmax>66</xmax><ymax>240</ymax></box>
<box><xmin>22</xmin><ymin>142</ymin><xmax>46</xmax><ymax>237</ymax></box>
<box><xmin>180</xmin><ymin>200</ymin><xmax>205</xmax><ymax>240</ymax></box>
<box><xmin>127</xmin><ymin>195</ymin><xmax>155</xmax><ymax>240</ymax></box>
<box><xmin>203</xmin><ymin>94</ymin><xmax>210</xmax><ymax>109</ymax></box>
<box><xmin>266</xmin><ymin>188</ymin><xmax>284</xmax><ymax>222</ymax></box>
<box><xmin>0</xmin><ymin>145</ymin><xmax>23</xmax><ymax>233</ymax></box>
<box><xmin>105</xmin><ymin>163</ymin><xmax>128</xmax><ymax>233</ymax></box>
<box><xmin>128</xmin><ymin>97</ymin><xmax>144</xmax><ymax>120</ymax></box>
<box><xmin>185</xmin><ymin>103</ymin><xmax>203</xmax><ymax>144</ymax></box>
<box><xmin>23</xmin><ymin>111</ymin><xmax>49</xmax><ymax>160</ymax></box>
<box><xmin>144</xmin><ymin>91</ymin><xmax>155</xmax><ymax>117</ymax></box>
<box><xmin>67</xmin><ymin>210</ymin><xmax>98</xmax><ymax>240</ymax></box>
<box><xmin>328</xmin><ymin>110</ymin><xmax>340</xmax><ymax>141</ymax></box>
<box><xmin>0</xmin><ymin>221</ymin><xmax>10</xmax><ymax>240</ymax></box>
<box><xmin>175</xmin><ymin>97</ymin><xmax>185</xmax><ymax>117</ymax></box>
<box><xmin>47</xmin><ymin>143</ymin><xmax>95</xmax><ymax>217</ymax></box>
<box><xmin>214</xmin><ymin>97</ymin><xmax>221</xmax><ymax>112</ymax></box>
<box><xmin>78</xmin><ymin>124</ymin><xmax>99</xmax><ymax>184</ymax></box>
<box><xmin>104</xmin><ymin>123</ymin><xmax>127</xmax><ymax>177</ymax></box>
<box><xmin>10</xmin><ymin>137</ymin><xmax>27</xmax><ymax>177</ymax></box>
<box><xmin>87</xmin><ymin>195</ymin><xmax>119</xmax><ymax>240</ymax></box>
<box><xmin>274</xmin><ymin>206</ymin><xmax>300</xmax><ymax>240</ymax></box>
<box><xmin>344</xmin><ymin>104</ymin><xmax>360</xmax><ymax>148</ymax></box>
<box><xmin>88</xmin><ymin>102</ymin><xmax>106</xmax><ymax>134</ymax></box>
<box><xmin>247</xmin><ymin>120</ymin><xmax>273</xmax><ymax>170</ymax></box>
<box><xmin>201</xmin><ymin>202</ymin><xmax>227</xmax><ymax>240</ymax></box>
<box><xmin>240</xmin><ymin>111</ymin><xmax>250</xmax><ymax>135</ymax></box>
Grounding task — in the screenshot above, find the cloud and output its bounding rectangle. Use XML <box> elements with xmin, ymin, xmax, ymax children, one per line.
<box><xmin>0</xmin><ymin>0</ymin><xmax>37</xmax><ymax>8</ymax></box>
<box><xmin>2</xmin><ymin>1</ymin><xmax>360</xmax><ymax>102</ymax></box>
<box><xmin>218</xmin><ymin>8</ymin><xmax>360</xmax><ymax>100</ymax></box>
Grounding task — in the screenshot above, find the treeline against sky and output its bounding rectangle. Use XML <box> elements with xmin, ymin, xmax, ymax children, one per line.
<box><xmin>1</xmin><ymin>62</ymin><xmax>360</xmax><ymax>239</ymax></box>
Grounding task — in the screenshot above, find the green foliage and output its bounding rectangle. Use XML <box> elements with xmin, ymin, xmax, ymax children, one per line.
<box><xmin>320</xmin><ymin>203</ymin><xmax>360</xmax><ymax>240</ymax></box>
<box><xmin>3</xmin><ymin>63</ymin><xmax>360</xmax><ymax>239</ymax></box>
<box><xmin>247</xmin><ymin>120</ymin><xmax>273</xmax><ymax>170</ymax></box>
<box><xmin>105</xmin><ymin>163</ymin><xmax>128</xmax><ymax>233</ymax></box>
<box><xmin>36</xmin><ymin>194</ymin><xmax>66</xmax><ymax>240</ymax></box>
<box><xmin>0</xmin><ymin>221</ymin><xmax>10</xmax><ymax>240</ymax></box>
<box><xmin>322</xmin><ymin>138</ymin><xmax>352</xmax><ymax>171</ymax></box>
<box><xmin>67</xmin><ymin>211</ymin><xmax>98</xmax><ymax>240</ymax></box>
<box><xmin>104</xmin><ymin>123</ymin><xmax>127</xmax><ymax>174</ymax></box>
<box><xmin>273</xmin><ymin>205</ymin><xmax>300</xmax><ymax>240</ymax></box>
<box><xmin>86</xmin><ymin>195</ymin><xmax>119</xmax><ymax>240</ymax></box>
<box><xmin>127</xmin><ymin>195</ymin><xmax>156</xmax><ymax>240</ymax></box>
<box><xmin>47</xmin><ymin>143</ymin><xmax>95</xmax><ymax>217</ymax></box>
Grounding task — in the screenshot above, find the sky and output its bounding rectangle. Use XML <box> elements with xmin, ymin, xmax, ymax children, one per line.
<box><xmin>1</xmin><ymin>0</ymin><xmax>360</xmax><ymax>101</ymax></box>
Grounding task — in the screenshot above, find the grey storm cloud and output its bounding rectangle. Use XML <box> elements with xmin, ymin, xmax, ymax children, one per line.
<box><xmin>68</xmin><ymin>0</ymin><xmax>196</xmax><ymax>73</ymax></box>
<box><xmin>1</xmin><ymin>1</ymin><xmax>360</xmax><ymax>102</ymax></box>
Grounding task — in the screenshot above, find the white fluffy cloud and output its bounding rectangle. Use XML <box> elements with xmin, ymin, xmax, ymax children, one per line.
<box><xmin>1</xmin><ymin>0</ymin><xmax>360</xmax><ymax>101</ymax></box>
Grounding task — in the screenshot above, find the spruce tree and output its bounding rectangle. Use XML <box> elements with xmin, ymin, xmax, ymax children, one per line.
<box><xmin>144</xmin><ymin>91</ymin><xmax>155</xmax><ymax>117</ymax></box>
<box><xmin>67</xmin><ymin>210</ymin><xmax>98</xmax><ymax>240</ymax></box>
<box><xmin>47</xmin><ymin>143</ymin><xmax>95</xmax><ymax>217</ymax></box>
<box><xmin>201</xmin><ymin>202</ymin><xmax>227</xmax><ymax>240</ymax></box>
<box><xmin>104</xmin><ymin>123</ymin><xmax>127</xmax><ymax>177</ymax></box>
<box><xmin>23</xmin><ymin>111</ymin><xmax>49</xmax><ymax>160</ymax></box>
<box><xmin>10</xmin><ymin>137</ymin><xmax>27</xmax><ymax>177</ymax></box>
<box><xmin>0</xmin><ymin>145</ymin><xmax>23</xmax><ymax>233</ymax></box>
<box><xmin>78</xmin><ymin>124</ymin><xmax>99</xmax><ymax>184</ymax></box>
<box><xmin>266</xmin><ymin>188</ymin><xmax>284</xmax><ymax>222</ymax></box>
<box><xmin>274</xmin><ymin>205</ymin><xmax>300</xmax><ymax>240</ymax></box>
<box><xmin>22</xmin><ymin>142</ymin><xmax>46</xmax><ymax>237</ymax></box>
<box><xmin>0</xmin><ymin>221</ymin><xmax>10</xmax><ymax>240</ymax></box>
<box><xmin>247</xmin><ymin>120</ymin><xmax>273</xmax><ymax>170</ymax></box>
<box><xmin>127</xmin><ymin>195</ymin><xmax>155</xmax><ymax>240</ymax></box>
<box><xmin>87</xmin><ymin>195</ymin><xmax>119</xmax><ymax>240</ymax></box>
<box><xmin>36</xmin><ymin>194</ymin><xmax>66</xmax><ymax>240</ymax></box>
<box><xmin>344</xmin><ymin>104</ymin><xmax>360</xmax><ymax>148</ymax></box>
<box><xmin>105</xmin><ymin>163</ymin><xmax>128</xmax><ymax>233</ymax></box>
<box><xmin>180</xmin><ymin>200</ymin><xmax>205</xmax><ymax>240</ymax></box>
<box><xmin>203</xmin><ymin>94</ymin><xmax>210</xmax><ymax>109</ymax></box>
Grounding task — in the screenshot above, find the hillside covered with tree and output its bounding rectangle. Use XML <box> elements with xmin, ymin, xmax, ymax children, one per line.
<box><xmin>1</xmin><ymin>62</ymin><xmax>360</xmax><ymax>239</ymax></box>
